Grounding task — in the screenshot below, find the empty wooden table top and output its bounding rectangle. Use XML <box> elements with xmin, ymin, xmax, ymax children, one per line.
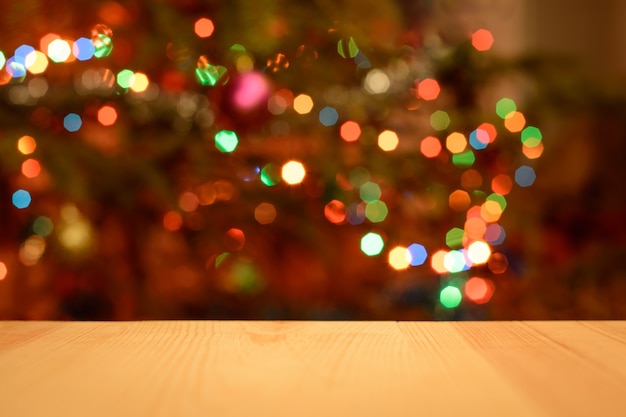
<box><xmin>1</xmin><ymin>320</ymin><xmax>625</xmax><ymax>417</ymax></box>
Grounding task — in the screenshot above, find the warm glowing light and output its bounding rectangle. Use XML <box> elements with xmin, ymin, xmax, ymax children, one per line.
<box><xmin>17</xmin><ymin>136</ymin><xmax>36</xmax><ymax>154</ymax></box>
<box><xmin>194</xmin><ymin>18</ymin><xmax>215</xmax><ymax>38</ymax></box>
<box><xmin>465</xmin><ymin>277</ymin><xmax>494</xmax><ymax>304</ymax></box>
<box><xmin>293</xmin><ymin>94</ymin><xmax>314</xmax><ymax>114</ymax></box>
<box><xmin>388</xmin><ymin>246</ymin><xmax>410</xmax><ymax>270</ymax></box>
<box><xmin>467</xmin><ymin>241</ymin><xmax>491</xmax><ymax>264</ymax></box>
<box><xmin>25</xmin><ymin>51</ymin><xmax>48</xmax><ymax>74</ymax></box>
<box><xmin>163</xmin><ymin>210</ymin><xmax>183</xmax><ymax>231</ymax></box>
<box><xmin>464</xmin><ymin>217</ymin><xmax>487</xmax><ymax>240</ymax></box>
<box><xmin>477</xmin><ymin>122</ymin><xmax>497</xmax><ymax>143</ymax></box>
<box><xmin>340</xmin><ymin>121</ymin><xmax>361</xmax><ymax>142</ymax></box>
<box><xmin>430</xmin><ymin>250</ymin><xmax>448</xmax><ymax>274</ymax></box>
<box><xmin>324</xmin><ymin>200</ymin><xmax>346</xmax><ymax>224</ymax></box>
<box><xmin>378</xmin><ymin>130</ymin><xmax>399</xmax><ymax>151</ymax></box>
<box><xmin>420</xmin><ymin>136</ymin><xmax>442</xmax><ymax>158</ymax></box>
<box><xmin>97</xmin><ymin>105</ymin><xmax>118</xmax><ymax>126</ymax></box>
<box><xmin>523</xmin><ymin>142</ymin><xmax>544</xmax><ymax>159</ymax></box>
<box><xmin>21</xmin><ymin>159</ymin><xmax>41</xmax><ymax>178</ymax></box>
<box><xmin>446</xmin><ymin>132</ymin><xmax>467</xmax><ymax>154</ymax></box>
<box><xmin>472</xmin><ymin>29</ymin><xmax>494</xmax><ymax>51</ymax></box>
<box><xmin>281</xmin><ymin>160</ymin><xmax>306</xmax><ymax>185</ymax></box>
<box><xmin>233</xmin><ymin>72</ymin><xmax>270</xmax><ymax>111</ymax></box>
<box><xmin>481</xmin><ymin>200</ymin><xmax>503</xmax><ymax>222</ymax></box>
<box><xmin>47</xmin><ymin>39</ymin><xmax>72</xmax><ymax>63</ymax></box>
<box><xmin>449</xmin><ymin>189</ymin><xmax>471</xmax><ymax>212</ymax></box>
<box><xmin>130</xmin><ymin>72</ymin><xmax>149</xmax><ymax>92</ymax></box>
<box><xmin>179</xmin><ymin>191</ymin><xmax>199</xmax><ymax>212</ymax></box>
<box><xmin>416</xmin><ymin>78</ymin><xmax>440</xmax><ymax>101</ymax></box>
<box><xmin>0</xmin><ymin>262</ymin><xmax>6</xmax><ymax>280</ymax></box>
<box><xmin>40</xmin><ymin>33</ymin><xmax>61</xmax><ymax>55</ymax></box>
<box><xmin>504</xmin><ymin>111</ymin><xmax>526</xmax><ymax>132</ymax></box>
<box><xmin>491</xmin><ymin>174</ymin><xmax>513</xmax><ymax>195</ymax></box>
<box><xmin>364</xmin><ymin>69</ymin><xmax>390</xmax><ymax>94</ymax></box>
<box><xmin>255</xmin><ymin>202</ymin><xmax>277</xmax><ymax>224</ymax></box>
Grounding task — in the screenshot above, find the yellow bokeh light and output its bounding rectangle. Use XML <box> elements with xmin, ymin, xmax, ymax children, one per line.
<box><xmin>480</xmin><ymin>200</ymin><xmax>503</xmax><ymax>222</ymax></box>
<box><xmin>446</xmin><ymin>132</ymin><xmax>467</xmax><ymax>154</ymax></box>
<box><xmin>467</xmin><ymin>241</ymin><xmax>491</xmax><ymax>264</ymax></box>
<box><xmin>388</xmin><ymin>246</ymin><xmax>411</xmax><ymax>270</ymax></box>
<box><xmin>430</xmin><ymin>249</ymin><xmax>448</xmax><ymax>274</ymax></box>
<box><xmin>47</xmin><ymin>39</ymin><xmax>72</xmax><ymax>63</ymax></box>
<box><xmin>17</xmin><ymin>135</ymin><xmax>36</xmax><ymax>154</ymax></box>
<box><xmin>378</xmin><ymin>130</ymin><xmax>399</xmax><ymax>151</ymax></box>
<box><xmin>281</xmin><ymin>160</ymin><xmax>306</xmax><ymax>185</ymax></box>
<box><xmin>504</xmin><ymin>111</ymin><xmax>526</xmax><ymax>132</ymax></box>
<box><xmin>25</xmin><ymin>51</ymin><xmax>49</xmax><ymax>74</ymax></box>
<box><xmin>293</xmin><ymin>94</ymin><xmax>314</xmax><ymax>114</ymax></box>
<box><xmin>130</xmin><ymin>72</ymin><xmax>149</xmax><ymax>92</ymax></box>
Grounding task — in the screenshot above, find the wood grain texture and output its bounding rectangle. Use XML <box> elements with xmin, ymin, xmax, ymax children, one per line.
<box><xmin>1</xmin><ymin>321</ymin><xmax>625</xmax><ymax>417</ymax></box>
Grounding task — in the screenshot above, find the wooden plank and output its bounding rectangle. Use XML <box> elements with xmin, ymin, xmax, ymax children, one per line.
<box><xmin>0</xmin><ymin>321</ymin><xmax>624</xmax><ymax>417</ymax></box>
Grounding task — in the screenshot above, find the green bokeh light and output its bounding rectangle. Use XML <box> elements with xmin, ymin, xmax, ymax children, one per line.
<box><xmin>360</xmin><ymin>181</ymin><xmax>382</xmax><ymax>202</ymax></box>
<box><xmin>365</xmin><ymin>200</ymin><xmax>388</xmax><ymax>223</ymax></box>
<box><xmin>93</xmin><ymin>34</ymin><xmax>113</xmax><ymax>58</ymax></box>
<box><xmin>486</xmin><ymin>193</ymin><xmax>507</xmax><ymax>211</ymax></box>
<box><xmin>440</xmin><ymin>285</ymin><xmax>463</xmax><ymax>308</ymax></box>
<box><xmin>451</xmin><ymin>150</ymin><xmax>475</xmax><ymax>167</ymax></box>
<box><xmin>430</xmin><ymin>110</ymin><xmax>450</xmax><ymax>131</ymax></box>
<box><xmin>360</xmin><ymin>232</ymin><xmax>384</xmax><ymax>256</ymax></box>
<box><xmin>260</xmin><ymin>163</ymin><xmax>281</xmax><ymax>186</ymax></box>
<box><xmin>116</xmin><ymin>69</ymin><xmax>135</xmax><ymax>89</ymax></box>
<box><xmin>337</xmin><ymin>37</ymin><xmax>359</xmax><ymax>58</ymax></box>
<box><xmin>215</xmin><ymin>130</ymin><xmax>239</xmax><ymax>153</ymax></box>
<box><xmin>446</xmin><ymin>227</ymin><xmax>465</xmax><ymax>248</ymax></box>
<box><xmin>496</xmin><ymin>98</ymin><xmax>516</xmax><ymax>119</ymax></box>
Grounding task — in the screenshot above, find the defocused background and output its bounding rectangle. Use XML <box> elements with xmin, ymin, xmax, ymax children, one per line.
<box><xmin>1</xmin><ymin>0</ymin><xmax>625</xmax><ymax>320</ymax></box>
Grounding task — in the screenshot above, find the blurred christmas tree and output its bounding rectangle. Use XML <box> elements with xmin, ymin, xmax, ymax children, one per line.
<box><xmin>1</xmin><ymin>0</ymin><xmax>607</xmax><ymax>320</ymax></box>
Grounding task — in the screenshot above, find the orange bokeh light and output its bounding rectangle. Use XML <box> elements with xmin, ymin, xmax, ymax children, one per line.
<box><xmin>420</xmin><ymin>136</ymin><xmax>441</xmax><ymax>158</ymax></box>
<box><xmin>472</xmin><ymin>29</ymin><xmax>494</xmax><ymax>51</ymax></box>
<box><xmin>416</xmin><ymin>78</ymin><xmax>440</xmax><ymax>101</ymax></box>
<box><xmin>340</xmin><ymin>120</ymin><xmax>361</xmax><ymax>142</ymax></box>
<box><xmin>195</xmin><ymin>18</ymin><xmax>215</xmax><ymax>38</ymax></box>
<box><xmin>21</xmin><ymin>158</ymin><xmax>41</xmax><ymax>178</ymax></box>
<box><xmin>97</xmin><ymin>105</ymin><xmax>118</xmax><ymax>126</ymax></box>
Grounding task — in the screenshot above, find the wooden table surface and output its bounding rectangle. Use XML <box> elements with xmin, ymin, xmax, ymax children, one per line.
<box><xmin>1</xmin><ymin>321</ymin><xmax>625</xmax><ymax>417</ymax></box>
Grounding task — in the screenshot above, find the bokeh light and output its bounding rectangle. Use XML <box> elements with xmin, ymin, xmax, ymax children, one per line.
<box><xmin>446</xmin><ymin>132</ymin><xmax>467</xmax><ymax>154</ymax></box>
<box><xmin>17</xmin><ymin>136</ymin><xmax>36</xmax><ymax>154</ymax></box>
<box><xmin>365</xmin><ymin>200</ymin><xmax>388</xmax><ymax>223</ymax></box>
<box><xmin>440</xmin><ymin>285</ymin><xmax>462</xmax><ymax>308</ymax></box>
<box><xmin>471</xmin><ymin>29</ymin><xmax>494</xmax><ymax>51</ymax></box>
<box><xmin>407</xmin><ymin>243</ymin><xmax>427</xmax><ymax>266</ymax></box>
<box><xmin>12</xmin><ymin>189</ymin><xmax>32</xmax><ymax>209</ymax></box>
<box><xmin>97</xmin><ymin>105</ymin><xmax>118</xmax><ymax>126</ymax></box>
<box><xmin>215</xmin><ymin>130</ymin><xmax>239</xmax><ymax>153</ymax></box>
<box><xmin>255</xmin><ymin>203</ymin><xmax>277</xmax><ymax>224</ymax></box>
<box><xmin>363</xmin><ymin>69</ymin><xmax>390</xmax><ymax>94</ymax></box>
<box><xmin>496</xmin><ymin>98</ymin><xmax>516</xmax><ymax>119</ymax></box>
<box><xmin>293</xmin><ymin>94</ymin><xmax>314</xmax><ymax>114</ymax></box>
<box><xmin>388</xmin><ymin>246</ymin><xmax>410</xmax><ymax>270</ymax></box>
<box><xmin>281</xmin><ymin>160</ymin><xmax>306</xmax><ymax>185</ymax></box>
<box><xmin>319</xmin><ymin>106</ymin><xmax>339</xmax><ymax>126</ymax></box>
<box><xmin>360</xmin><ymin>232</ymin><xmax>384</xmax><ymax>256</ymax></box>
<box><xmin>21</xmin><ymin>158</ymin><xmax>41</xmax><ymax>178</ymax></box>
<box><xmin>324</xmin><ymin>200</ymin><xmax>346</xmax><ymax>224</ymax></box>
<box><xmin>420</xmin><ymin>136</ymin><xmax>442</xmax><ymax>158</ymax></box>
<box><xmin>449</xmin><ymin>189</ymin><xmax>471</xmax><ymax>212</ymax></box>
<box><xmin>430</xmin><ymin>250</ymin><xmax>448</xmax><ymax>274</ymax></box>
<box><xmin>340</xmin><ymin>120</ymin><xmax>361</xmax><ymax>142</ymax></box>
<box><xmin>194</xmin><ymin>18</ymin><xmax>215</xmax><ymax>38</ymax></box>
<box><xmin>467</xmin><ymin>241</ymin><xmax>491</xmax><ymax>264</ymax></box>
<box><xmin>63</xmin><ymin>113</ymin><xmax>82</xmax><ymax>132</ymax></box>
<box><xmin>416</xmin><ymin>78</ymin><xmax>440</xmax><ymax>101</ymax></box>
<box><xmin>378</xmin><ymin>130</ymin><xmax>399</xmax><ymax>151</ymax></box>
<box><xmin>25</xmin><ymin>51</ymin><xmax>48</xmax><ymax>74</ymax></box>
<box><xmin>47</xmin><ymin>39</ymin><xmax>72</xmax><ymax>63</ymax></box>
<box><xmin>515</xmin><ymin>165</ymin><xmax>537</xmax><ymax>187</ymax></box>
<box><xmin>0</xmin><ymin>262</ymin><xmax>6</xmax><ymax>281</ymax></box>
<box><xmin>465</xmin><ymin>277</ymin><xmax>494</xmax><ymax>304</ymax></box>
<box><xmin>504</xmin><ymin>111</ymin><xmax>526</xmax><ymax>132</ymax></box>
<box><xmin>72</xmin><ymin>37</ymin><xmax>95</xmax><ymax>61</ymax></box>
<box><xmin>163</xmin><ymin>211</ymin><xmax>183</xmax><ymax>231</ymax></box>
<box><xmin>430</xmin><ymin>110</ymin><xmax>450</xmax><ymax>131</ymax></box>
